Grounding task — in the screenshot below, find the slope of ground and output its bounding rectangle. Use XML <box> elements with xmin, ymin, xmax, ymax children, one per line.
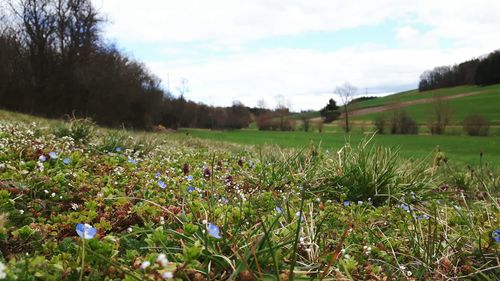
<box><xmin>0</xmin><ymin>111</ymin><xmax>499</xmax><ymax>280</ymax></box>
<box><xmin>349</xmin><ymin>84</ymin><xmax>500</xmax><ymax>110</ymax></box>
<box><xmin>348</xmin><ymin>91</ymin><xmax>484</xmax><ymax>118</ymax></box>
<box><xmin>290</xmin><ymin>84</ymin><xmax>500</xmax><ymax>125</ymax></box>
<box><xmin>352</xmin><ymin>87</ymin><xmax>500</xmax><ymax>125</ymax></box>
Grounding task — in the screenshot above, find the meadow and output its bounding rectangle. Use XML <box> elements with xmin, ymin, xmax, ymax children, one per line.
<box><xmin>0</xmin><ymin>112</ymin><xmax>499</xmax><ymax>280</ymax></box>
<box><xmin>180</xmin><ymin>129</ymin><xmax>500</xmax><ymax>166</ymax></box>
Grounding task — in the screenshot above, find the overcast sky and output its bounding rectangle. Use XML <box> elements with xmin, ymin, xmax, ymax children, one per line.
<box><xmin>93</xmin><ymin>0</ymin><xmax>500</xmax><ymax>111</ymax></box>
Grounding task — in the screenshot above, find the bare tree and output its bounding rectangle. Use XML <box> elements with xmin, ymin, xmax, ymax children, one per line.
<box><xmin>300</xmin><ymin>116</ymin><xmax>310</xmax><ymax>132</ymax></box>
<box><xmin>429</xmin><ymin>95</ymin><xmax>452</xmax><ymax>134</ymax></box>
<box><xmin>257</xmin><ymin>98</ymin><xmax>267</xmax><ymax>109</ymax></box>
<box><xmin>275</xmin><ymin>94</ymin><xmax>290</xmax><ymax>131</ymax></box>
<box><xmin>335</xmin><ymin>82</ymin><xmax>357</xmax><ymax>132</ymax></box>
<box><xmin>176</xmin><ymin>77</ymin><xmax>189</xmax><ymax>99</ymax></box>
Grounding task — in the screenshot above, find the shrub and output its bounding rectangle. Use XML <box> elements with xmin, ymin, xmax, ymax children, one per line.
<box><xmin>317</xmin><ymin>120</ymin><xmax>324</xmax><ymax>133</ymax></box>
<box><xmin>256</xmin><ymin>113</ymin><xmax>275</xmax><ymax>130</ymax></box>
<box><xmin>428</xmin><ymin>122</ymin><xmax>446</xmax><ymax>135</ymax></box>
<box><xmin>463</xmin><ymin>114</ymin><xmax>490</xmax><ymax>136</ymax></box>
<box><xmin>323</xmin><ymin>110</ymin><xmax>341</xmax><ymax>123</ymax></box>
<box><xmin>256</xmin><ymin>113</ymin><xmax>295</xmax><ymax>131</ymax></box>
<box><xmin>281</xmin><ymin>118</ymin><xmax>296</xmax><ymax>131</ymax></box>
<box><xmin>390</xmin><ymin>110</ymin><xmax>418</xmax><ymax>135</ymax></box>
<box><xmin>301</xmin><ymin>117</ymin><xmax>310</xmax><ymax>132</ymax></box>
<box><xmin>374</xmin><ymin>115</ymin><xmax>386</xmax><ymax>134</ymax></box>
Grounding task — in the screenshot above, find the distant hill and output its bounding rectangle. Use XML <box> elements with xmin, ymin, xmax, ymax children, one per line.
<box><xmin>294</xmin><ymin>84</ymin><xmax>500</xmax><ymax>126</ymax></box>
<box><xmin>349</xmin><ymin>84</ymin><xmax>500</xmax><ymax>125</ymax></box>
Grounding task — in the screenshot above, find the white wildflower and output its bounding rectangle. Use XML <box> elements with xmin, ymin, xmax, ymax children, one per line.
<box><xmin>0</xmin><ymin>261</ymin><xmax>6</xmax><ymax>279</ymax></box>
<box><xmin>140</xmin><ymin>261</ymin><xmax>151</xmax><ymax>269</ymax></box>
<box><xmin>156</xmin><ymin>253</ymin><xmax>169</xmax><ymax>267</ymax></box>
<box><xmin>161</xmin><ymin>271</ymin><xmax>174</xmax><ymax>279</ymax></box>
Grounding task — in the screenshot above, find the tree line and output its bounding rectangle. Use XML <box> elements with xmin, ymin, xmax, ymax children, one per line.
<box><xmin>0</xmin><ymin>0</ymin><xmax>253</xmax><ymax>130</ymax></box>
<box><xmin>418</xmin><ymin>49</ymin><xmax>500</xmax><ymax>91</ymax></box>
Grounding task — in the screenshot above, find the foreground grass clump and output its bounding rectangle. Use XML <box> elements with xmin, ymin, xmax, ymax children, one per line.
<box><xmin>0</xmin><ymin>119</ymin><xmax>498</xmax><ymax>280</ymax></box>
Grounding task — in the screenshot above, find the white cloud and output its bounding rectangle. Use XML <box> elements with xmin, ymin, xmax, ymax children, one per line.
<box><xmin>97</xmin><ymin>0</ymin><xmax>500</xmax><ymax>46</ymax></box>
<box><xmin>147</xmin><ymin>45</ymin><xmax>491</xmax><ymax>111</ymax></box>
<box><xmin>92</xmin><ymin>0</ymin><xmax>500</xmax><ymax>110</ymax></box>
<box><xmin>97</xmin><ymin>0</ymin><xmax>407</xmax><ymax>45</ymax></box>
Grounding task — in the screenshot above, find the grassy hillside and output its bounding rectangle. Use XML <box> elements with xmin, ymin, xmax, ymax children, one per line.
<box><xmin>292</xmin><ymin>84</ymin><xmax>500</xmax><ymax>126</ymax></box>
<box><xmin>350</xmin><ymin>85</ymin><xmax>499</xmax><ymax>110</ymax></box>
<box><xmin>351</xmin><ymin>84</ymin><xmax>500</xmax><ymax>125</ymax></box>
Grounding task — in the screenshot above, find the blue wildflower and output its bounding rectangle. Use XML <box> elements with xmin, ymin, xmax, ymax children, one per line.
<box><xmin>63</xmin><ymin>157</ymin><xmax>71</xmax><ymax>165</ymax></box>
<box><xmin>275</xmin><ymin>206</ymin><xmax>283</xmax><ymax>214</ymax></box>
<box><xmin>492</xmin><ymin>230</ymin><xmax>500</xmax><ymax>243</ymax></box>
<box><xmin>128</xmin><ymin>158</ymin><xmax>137</xmax><ymax>164</ymax></box>
<box><xmin>38</xmin><ymin>155</ymin><xmax>47</xmax><ymax>162</ymax></box>
<box><xmin>186</xmin><ymin>175</ymin><xmax>193</xmax><ymax>181</ymax></box>
<box><xmin>155</xmin><ymin>172</ymin><xmax>161</xmax><ymax>178</ymax></box>
<box><xmin>75</xmin><ymin>223</ymin><xmax>97</xmax><ymax>239</ymax></box>
<box><xmin>417</xmin><ymin>214</ymin><xmax>430</xmax><ymax>220</ymax></box>
<box><xmin>401</xmin><ymin>203</ymin><xmax>410</xmax><ymax>212</ymax></box>
<box><xmin>158</xmin><ymin>180</ymin><xmax>167</xmax><ymax>189</ymax></box>
<box><xmin>116</xmin><ymin>147</ymin><xmax>122</xmax><ymax>152</ymax></box>
<box><xmin>207</xmin><ymin>223</ymin><xmax>221</xmax><ymax>239</ymax></box>
<box><xmin>49</xmin><ymin>151</ymin><xmax>58</xmax><ymax>159</ymax></box>
<box><xmin>343</xmin><ymin>200</ymin><xmax>350</xmax><ymax>207</ymax></box>
<box><xmin>187</xmin><ymin>186</ymin><xmax>195</xmax><ymax>192</ymax></box>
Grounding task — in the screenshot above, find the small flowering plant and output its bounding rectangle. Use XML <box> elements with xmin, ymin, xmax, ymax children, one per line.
<box><xmin>1</xmin><ymin>118</ymin><xmax>499</xmax><ymax>280</ymax></box>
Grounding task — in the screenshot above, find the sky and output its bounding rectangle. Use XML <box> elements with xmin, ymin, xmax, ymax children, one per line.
<box><xmin>93</xmin><ymin>0</ymin><xmax>500</xmax><ymax>111</ymax></box>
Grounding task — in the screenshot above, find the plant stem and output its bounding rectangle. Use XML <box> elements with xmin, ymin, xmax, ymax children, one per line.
<box><xmin>289</xmin><ymin>185</ymin><xmax>306</xmax><ymax>280</ymax></box>
<box><xmin>79</xmin><ymin>238</ymin><xmax>85</xmax><ymax>281</ymax></box>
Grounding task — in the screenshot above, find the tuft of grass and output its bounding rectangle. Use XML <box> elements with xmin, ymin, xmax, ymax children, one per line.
<box><xmin>314</xmin><ymin>137</ymin><xmax>431</xmax><ymax>205</ymax></box>
<box><xmin>53</xmin><ymin>118</ymin><xmax>95</xmax><ymax>144</ymax></box>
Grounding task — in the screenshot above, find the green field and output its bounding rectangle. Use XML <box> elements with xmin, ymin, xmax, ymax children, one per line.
<box><xmin>180</xmin><ymin>129</ymin><xmax>500</xmax><ymax>165</ymax></box>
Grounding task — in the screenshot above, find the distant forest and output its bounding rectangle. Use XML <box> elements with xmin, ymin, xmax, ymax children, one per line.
<box><xmin>0</xmin><ymin>0</ymin><xmax>261</xmax><ymax>130</ymax></box>
<box><xmin>418</xmin><ymin>50</ymin><xmax>500</xmax><ymax>91</ymax></box>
